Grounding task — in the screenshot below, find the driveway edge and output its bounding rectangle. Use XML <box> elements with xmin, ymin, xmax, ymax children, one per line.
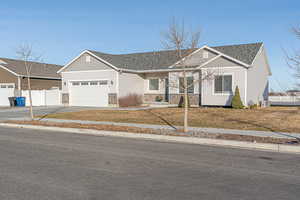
<box><xmin>0</xmin><ymin>122</ymin><xmax>299</xmax><ymax>154</ymax></box>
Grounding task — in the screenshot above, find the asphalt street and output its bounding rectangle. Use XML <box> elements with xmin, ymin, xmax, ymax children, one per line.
<box><xmin>0</xmin><ymin>126</ymin><xmax>299</xmax><ymax>200</ymax></box>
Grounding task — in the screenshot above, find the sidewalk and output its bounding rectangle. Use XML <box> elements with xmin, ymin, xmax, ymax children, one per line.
<box><xmin>1</xmin><ymin>122</ymin><xmax>300</xmax><ymax>154</ymax></box>
<box><xmin>7</xmin><ymin>117</ymin><xmax>300</xmax><ymax>140</ymax></box>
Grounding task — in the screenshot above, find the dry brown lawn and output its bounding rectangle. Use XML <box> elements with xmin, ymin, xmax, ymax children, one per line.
<box><xmin>40</xmin><ymin>106</ymin><xmax>300</xmax><ymax>133</ymax></box>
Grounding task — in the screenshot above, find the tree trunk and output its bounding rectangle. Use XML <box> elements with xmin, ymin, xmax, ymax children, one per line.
<box><xmin>27</xmin><ymin>77</ymin><xmax>34</xmax><ymax>120</ymax></box>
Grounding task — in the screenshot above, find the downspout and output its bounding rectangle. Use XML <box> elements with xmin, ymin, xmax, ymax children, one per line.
<box><xmin>244</xmin><ymin>69</ymin><xmax>248</xmax><ymax>106</ymax></box>
<box><xmin>17</xmin><ymin>76</ymin><xmax>21</xmax><ymax>96</ymax></box>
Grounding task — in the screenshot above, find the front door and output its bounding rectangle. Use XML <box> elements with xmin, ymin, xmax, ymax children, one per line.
<box><xmin>165</xmin><ymin>78</ymin><xmax>169</xmax><ymax>102</ymax></box>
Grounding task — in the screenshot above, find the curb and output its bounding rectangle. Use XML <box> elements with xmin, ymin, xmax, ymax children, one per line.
<box><xmin>0</xmin><ymin>123</ymin><xmax>300</xmax><ymax>154</ymax></box>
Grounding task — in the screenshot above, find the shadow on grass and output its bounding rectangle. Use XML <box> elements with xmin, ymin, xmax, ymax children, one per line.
<box><xmin>145</xmin><ymin>109</ymin><xmax>178</xmax><ymax>130</ymax></box>
<box><xmin>36</xmin><ymin>107</ymin><xmax>67</xmax><ymax>121</ymax></box>
<box><xmin>224</xmin><ymin>117</ymin><xmax>300</xmax><ymax>142</ymax></box>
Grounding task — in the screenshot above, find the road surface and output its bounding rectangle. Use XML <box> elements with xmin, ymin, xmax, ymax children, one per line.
<box><xmin>0</xmin><ymin>126</ymin><xmax>299</xmax><ymax>200</ymax></box>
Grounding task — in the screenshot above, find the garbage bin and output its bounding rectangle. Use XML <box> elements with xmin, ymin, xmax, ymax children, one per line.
<box><xmin>15</xmin><ymin>97</ymin><xmax>26</xmax><ymax>107</ymax></box>
<box><xmin>8</xmin><ymin>97</ymin><xmax>16</xmax><ymax>107</ymax></box>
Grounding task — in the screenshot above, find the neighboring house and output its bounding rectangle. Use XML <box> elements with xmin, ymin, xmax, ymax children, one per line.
<box><xmin>58</xmin><ymin>42</ymin><xmax>271</xmax><ymax>107</ymax></box>
<box><xmin>286</xmin><ymin>90</ymin><xmax>300</xmax><ymax>96</ymax></box>
<box><xmin>0</xmin><ymin>58</ymin><xmax>62</xmax><ymax>106</ymax></box>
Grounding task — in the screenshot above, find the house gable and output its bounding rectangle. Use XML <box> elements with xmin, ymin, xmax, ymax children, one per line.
<box><xmin>202</xmin><ymin>56</ymin><xmax>244</xmax><ymax>68</ymax></box>
<box><xmin>181</xmin><ymin>49</ymin><xmax>218</xmax><ymax>67</ymax></box>
<box><xmin>0</xmin><ymin>67</ymin><xmax>18</xmax><ymax>85</ymax></box>
<box><xmin>62</xmin><ymin>52</ymin><xmax>115</xmax><ymax>72</ymax></box>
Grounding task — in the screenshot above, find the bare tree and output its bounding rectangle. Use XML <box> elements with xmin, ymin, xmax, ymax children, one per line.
<box><xmin>286</xmin><ymin>25</ymin><xmax>300</xmax><ymax>88</ymax></box>
<box><xmin>16</xmin><ymin>44</ymin><xmax>42</xmax><ymax>120</ymax></box>
<box><xmin>161</xmin><ymin>18</ymin><xmax>215</xmax><ymax>132</ymax></box>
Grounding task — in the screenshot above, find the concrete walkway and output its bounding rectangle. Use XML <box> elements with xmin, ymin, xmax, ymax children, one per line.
<box><xmin>8</xmin><ymin>117</ymin><xmax>300</xmax><ymax>140</ymax></box>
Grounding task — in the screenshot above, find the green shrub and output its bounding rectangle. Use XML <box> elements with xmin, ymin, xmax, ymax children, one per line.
<box><xmin>155</xmin><ymin>96</ymin><xmax>163</xmax><ymax>102</ymax></box>
<box><xmin>231</xmin><ymin>86</ymin><xmax>244</xmax><ymax>109</ymax></box>
<box><xmin>249</xmin><ymin>104</ymin><xmax>258</xmax><ymax>109</ymax></box>
<box><xmin>178</xmin><ymin>95</ymin><xmax>190</xmax><ymax>108</ymax></box>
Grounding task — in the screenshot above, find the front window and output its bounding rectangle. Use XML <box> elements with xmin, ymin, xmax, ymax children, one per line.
<box><xmin>214</xmin><ymin>75</ymin><xmax>232</xmax><ymax>94</ymax></box>
<box><xmin>179</xmin><ymin>77</ymin><xmax>194</xmax><ymax>93</ymax></box>
<box><xmin>149</xmin><ymin>79</ymin><xmax>159</xmax><ymax>91</ymax></box>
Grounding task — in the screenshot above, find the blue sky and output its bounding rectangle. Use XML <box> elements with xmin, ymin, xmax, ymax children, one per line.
<box><xmin>0</xmin><ymin>0</ymin><xmax>299</xmax><ymax>91</ymax></box>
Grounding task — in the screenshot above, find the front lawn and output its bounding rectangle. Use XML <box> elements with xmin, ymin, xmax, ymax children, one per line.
<box><xmin>41</xmin><ymin>107</ymin><xmax>300</xmax><ymax>133</ymax></box>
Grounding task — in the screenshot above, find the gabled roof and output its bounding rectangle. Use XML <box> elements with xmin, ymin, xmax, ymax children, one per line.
<box><xmin>211</xmin><ymin>42</ymin><xmax>263</xmax><ymax>65</ymax></box>
<box><xmin>0</xmin><ymin>58</ymin><xmax>62</xmax><ymax>79</ymax></box>
<box><xmin>89</xmin><ymin>49</ymin><xmax>198</xmax><ymax>71</ymax></box>
<box><xmin>59</xmin><ymin>42</ymin><xmax>264</xmax><ymax>73</ymax></box>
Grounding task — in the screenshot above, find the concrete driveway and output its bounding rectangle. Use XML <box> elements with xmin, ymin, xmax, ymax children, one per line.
<box><xmin>0</xmin><ymin>106</ymin><xmax>102</xmax><ymax>120</ymax></box>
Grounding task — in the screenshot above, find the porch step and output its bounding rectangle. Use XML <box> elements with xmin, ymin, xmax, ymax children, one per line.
<box><xmin>144</xmin><ymin>101</ymin><xmax>171</xmax><ymax>108</ymax></box>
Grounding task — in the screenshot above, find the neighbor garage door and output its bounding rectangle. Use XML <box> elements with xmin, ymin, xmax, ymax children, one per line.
<box><xmin>0</xmin><ymin>83</ymin><xmax>15</xmax><ymax>106</ymax></box>
<box><xmin>69</xmin><ymin>80</ymin><xmax>109</xmax><ymax>107</ymax></box>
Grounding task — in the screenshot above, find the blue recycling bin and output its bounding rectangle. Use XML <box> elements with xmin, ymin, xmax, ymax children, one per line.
<box><xmin>15</xmin><ymin>97</ymin><xmax>26</xmax><ymax>107</ymax></box>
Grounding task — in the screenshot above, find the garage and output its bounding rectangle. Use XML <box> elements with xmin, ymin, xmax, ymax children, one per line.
<box><xmin>0</xmin><ymin>83</ymin><xmax>15</xmax><ymax>106</ymax></box>
<box><xmin>69</xmin><ymin>80</ymin><xmax>109</xmax><ymax>107</ymax></box>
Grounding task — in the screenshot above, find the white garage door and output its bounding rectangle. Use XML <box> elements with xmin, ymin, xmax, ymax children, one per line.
<box><xmin>0</xmin><ymin>83</ymin><xmax>15</xmax><ymax>106</ymax></box>
<box><xmin>70</xmin><ymin>80</ymin><xmax>109</xmax><ymax>107</ymax></box>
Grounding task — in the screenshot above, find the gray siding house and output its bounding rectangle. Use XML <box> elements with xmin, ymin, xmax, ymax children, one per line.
<box><xmin>58</xmin><ymin>43</ymin><xmax>271</xmax><ymax>107</ymax></box>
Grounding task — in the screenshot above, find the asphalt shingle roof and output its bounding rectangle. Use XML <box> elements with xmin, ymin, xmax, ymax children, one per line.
<box><xmin>89</xmin><ymin>42</ymin><xmax>263</xmax><ymax>71</ymax></box>
<box><xmin>211</xmin><ymin>42</ymin><xmax>263</xmax><ymax>65</ymax></box>
<box><xmin>89</xmin><ymin>49</ymin><xmax>198</xmax><ymax>71</ymax></box>
<box><xmin>0</xmin><ymin>58</ymin><xmax>62</xmax><ymax>79</ymax></box>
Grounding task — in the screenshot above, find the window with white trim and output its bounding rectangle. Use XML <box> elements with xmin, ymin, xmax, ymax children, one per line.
<box><xmin>0</xmin><ymin>84</ymin><xmax>14</xmax><ymax>89</ymax></box>
<box><xmin>99</xmin><ymin>80</ymin><xmax>108</xmax><ymax>85</ymax></box>
<box><xmin>149</xmin><ymin>79</ymin><xmax>159</xmax><ymax>91</ymax></box>
<box><xmin>179</xmin><ymin>77</ymin><xmax>194</xmax><ymax>93</ymax></box>
<box><xmin>72</xmin><ymin>82</ymin><xmax>80</xmax><ymax>86</ymax></box>
<box><xmin>90</xmin><ymin>81</ymin><xmax>98</xmax><ymax>86</ymax></box>
<box><xmin>214</xmin><ymin>75</ymin><xmax>232</xmax><ymax>93</ymax></box>
<box><xmin>80</xmin><ymin>82</ymin><xmax>89</xmax><ymax>86</ymax></box>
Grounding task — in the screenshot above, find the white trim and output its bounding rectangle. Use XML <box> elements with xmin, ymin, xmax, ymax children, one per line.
<box><xmin>200</xmin><ymin>65</ymin><xmax>243</xmax><ymax>70</ymax></box>
<box><xmin>0</xmin><ymin>65</ymin><xmax>60</xmax><ymax>80</ymax></box>
<box><xmin>147</xmin><ymin>78</ymin><xmax>160</xmax><ymax>92</ymax></box>
<box><xmin>87</xmin><ymin>51</ymin><xmax>120</xmax><ymax>71</ymax></box>
<box><xmin>0</xmin><ymin>65</ymin><xmax>20</xmax><ymax>76</ymax></box>
<box><xmin>120</xmin><ymin>67</ymin><xmax>200</xmax><ymax>74</ymax></box>
<box><xmin>69</xmin><ymin>79</ymin><xmax>109</xmax><ymax>83</ymax></box>
<box><xmin>212</xmin><ymin>73</ymin><xmax>234</xmax><ymax>96</ymax></box>
<box><xmin>168</xmin><ymin>47</ymin><xmax>205</xmax><ymax>69</ymax></box>
<box><xmin>0</xmin><ymin>83</ymin><xmax>15</xmax><ymax>89</ymax></box>
<box><xmin>244</xmin><ymin>69</ymin><xmax>247</xmax><ymax>105</ymax></box>
<box><xmin>0</xmin><ymin>59</ymin><xmax>7</xmax><ymax>64</ymax></box>
<box><xmin>250</xmin><ymin>43</ymin><xmax>263</xmax><ymax>66</ymax></box>
<box><xmin>248</xmin><ymin>44</ymin><xmax>272</xmax><ymax>76</ymax></box>
<box><xmin>178</xmin><ymin>76</ymin><xmax>195</xmax><ymax>94</ymax></box>
<box><xmin>59</xmin><ymin>44</ymin><xmax>252</xmax><ymax>74</ymax></box>
<box><xmin>196</xmin><ymin>55</ymin><xmax>221</xmax><ymax>69</ymax></box>
<box><xmin>61</xmin><ymin>69</ymin><xmax>115</xmax><ymax>73</ymax></box>
<box><xmin>203</xmin><ymin>46</ymin><xmax>250</xmax><ymax>68</ymax></box>
<box><xmin>57</xmin><ymin>50</ymin><xmax>89</xmax><ymax>73</ymax></box>
<box><xmin>21</xmin><ymin>75</ymin><xmax>61</xmax><ymax>80</ymax></box>
<box><xmin>116</xmin><ymin>71</ymin><xmax>119</xmax><ymax>106</ymax></box>
<box><xmin>57</xmin><ymin>50</ymin><xmax>120</xmax><ymax>73</ymax></box>
<box><xmin>17</xmin><ymin>76</ymin><xmax>21</xmax><ymax>90</ymax></box>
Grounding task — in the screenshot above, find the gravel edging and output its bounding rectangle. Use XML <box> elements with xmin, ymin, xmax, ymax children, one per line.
<box><xmin>0</xmin><ymin>122</ymin><xmax>300</xmax><ymax>154</ymax></box>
